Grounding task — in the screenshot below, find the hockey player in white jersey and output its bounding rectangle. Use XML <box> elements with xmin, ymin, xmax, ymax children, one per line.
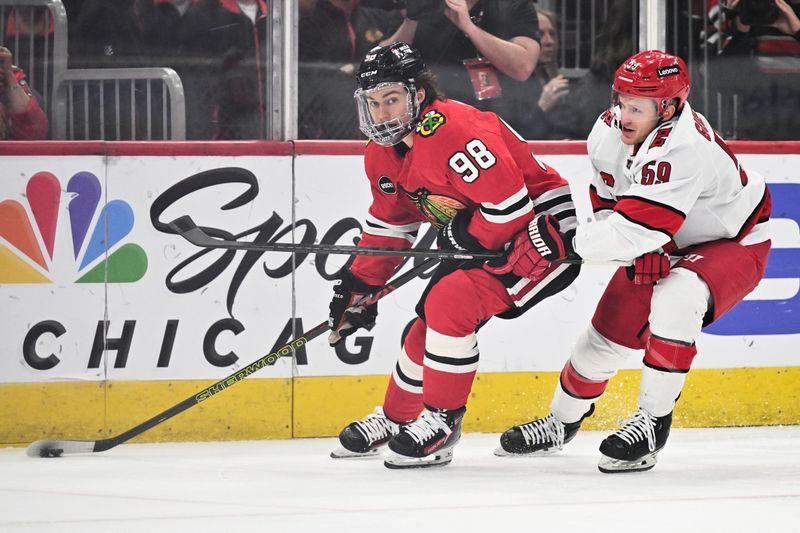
<box><xmin>487</xmin><ymin>50</ymin><xmax>772</xmax><ymax>472</ymax></box>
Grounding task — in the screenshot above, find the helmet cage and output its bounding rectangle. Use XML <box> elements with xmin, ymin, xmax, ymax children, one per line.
<box><xmin>354</xmin><ymin>81</ymin><xmax>420</xmax><ymax>146</ymax></box>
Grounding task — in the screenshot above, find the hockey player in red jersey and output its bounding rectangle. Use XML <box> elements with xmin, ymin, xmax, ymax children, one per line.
<box><xmin>328</xmin><ymin>42</ymin><xmax>581</xmax><ymax>469</ymax></box>
<box><xmin>490</xmin><ymin>50</ymin><xmax>772</xmax><ymax>472</ymax></box>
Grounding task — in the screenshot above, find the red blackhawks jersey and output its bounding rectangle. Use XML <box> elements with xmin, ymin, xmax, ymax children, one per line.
<box><xmin>577</xmin><ymin>102</ymin><xmax>771</xmax><ymax>262</ymax></box>
<box><xmin>350</xmin><ymin>98</ymin><xmax>574</xmax><ymax>289</ymax></box>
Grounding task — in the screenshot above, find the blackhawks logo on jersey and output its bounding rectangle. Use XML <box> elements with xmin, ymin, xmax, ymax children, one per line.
<box><xmin>416</xmin><ymin>110</ymin><xmax>446</xmax><ymax>138</ymax></box>
<box><xmin>405</xmin><ymin>188</ymin><xmax>466</xmax><ymax>229</ymax></box>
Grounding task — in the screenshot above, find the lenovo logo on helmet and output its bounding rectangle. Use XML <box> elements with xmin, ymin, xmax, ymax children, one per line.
<box><xmin>657</xmin><ymin>65</ymin><xmax>680</xmax><ymax>78</ymax></box>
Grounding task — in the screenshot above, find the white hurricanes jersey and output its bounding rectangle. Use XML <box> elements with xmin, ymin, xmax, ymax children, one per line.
<box><xmin>575</xmin><ymin>102</ymin><xmax>770</xmax><ymax>263</ymax></box>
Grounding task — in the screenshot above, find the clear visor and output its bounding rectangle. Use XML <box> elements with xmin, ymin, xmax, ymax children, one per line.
<box><xmin>354</xmin><ymin>82</ymin><xmax>419</xmax><ymax>146</ymax></box>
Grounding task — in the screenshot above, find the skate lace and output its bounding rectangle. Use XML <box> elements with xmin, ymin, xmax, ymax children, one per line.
<box><xmin>355</xmin><ymin>408</ymin><xmax>399</xmax><ymax>444</ymax></box>
<box><xmin>613</xmin><ymin>409</ymin><xmax>657</xmax><ymax>452</ymax></box>
<box><xmin>519</xmin><ymin>415</ymin><xmax>565</xmax><ymax>448</ymax></box>
<box><xmin>404</xmin><ymin>410</ymin><xmax>451</xmax><ymax>445</ymax></box>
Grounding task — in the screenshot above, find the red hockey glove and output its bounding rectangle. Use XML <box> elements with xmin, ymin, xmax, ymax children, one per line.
<box><xmin>484</xmin><ymin>214</ymin><xmax>569</xmax><ymax>279</ymax></box>
<box><xmin>626</xmin><ymin>253</ymin><xmax>671</xmax><ymax>285</ymax></box>
<box><xmin>328</xmin><ymin>271</ymin><xmax>380</xmax><ymax>346</ymax></box>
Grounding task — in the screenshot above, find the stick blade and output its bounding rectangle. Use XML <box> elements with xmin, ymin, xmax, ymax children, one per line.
<box><xmin>167</xmin><ymin>215</ymin><xmax>224</xmax><ymax>248</ymax></box>
<box><xmin>26</xmin><ymin>439</ymin><xmax>96</xmax><ymax>458</ymax></box>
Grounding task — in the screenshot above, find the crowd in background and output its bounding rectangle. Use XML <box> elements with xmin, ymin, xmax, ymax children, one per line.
<box><xmin>0</xmin><ymin>0</ymin><xmax>798</xmax><ymax>141</ymax></box>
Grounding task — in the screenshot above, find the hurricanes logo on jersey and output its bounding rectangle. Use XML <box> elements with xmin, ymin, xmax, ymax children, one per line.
<box><xmin>405</xmin><ymin>188</ymin><xmax>466</xmax><ymax>229</ymax></box>
<box><xmin>417</xmin><ymin>110</ymin><xmax>446</xmax><ymax>138</ymax></box>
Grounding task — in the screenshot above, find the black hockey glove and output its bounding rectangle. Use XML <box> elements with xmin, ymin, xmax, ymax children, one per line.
<box><xmin>436</xmin><ymin>209</ymin><xmax>490</xmax><ymax>253</ymax></box>
<box><xmin>328</xmin><ymin>270</ymin><xmax>381</xmax><ymax>346</ymax></box>
<box><xmin>626</xmin><ymin>252</ymin><xmax>671</xmax><ymax>285</ymax></box>
<box><xmin>405</xmin><ymin>0</ymin><xmax>444</xmax><ymax>20</ymax></box>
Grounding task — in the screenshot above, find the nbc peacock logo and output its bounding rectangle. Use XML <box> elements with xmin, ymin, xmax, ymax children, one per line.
<box><xmin>0</xmin><ymin>171</ymin><xmax>147</xmax><ymax>283</ymax></box>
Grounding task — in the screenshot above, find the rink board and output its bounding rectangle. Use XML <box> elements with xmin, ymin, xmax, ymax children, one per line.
<box><xmin>0</xmin><ymin>141</ymin><xmax>798</xmax><ymax>445</ymax></box>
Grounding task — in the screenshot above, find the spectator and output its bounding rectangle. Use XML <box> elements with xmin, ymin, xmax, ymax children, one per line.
<box><xmin>298</xmin><ymin>0</ymin><xmax>404</xmax><ymax>138</ymax></box>
<box><xmin>0</xmin><ymin>46</ymin><xmax>48</xmax><ymax>140</ymax></box>
<box><xmin>70</xmin><ymin>0</ymin><xmax>144</xmax><ymax>68</ymax></box>
<box><xmin>383</xmin><ymin>0</ymin><xmax>542</xmax><ymax>135</ymax></box>
<box><xmin>514</xmin><ymin>9</ymin><xmax>569</xmax><ymax>139</ymax></box>
<box><xmin>299</xmin><ymin>0</ymin><xmax>318</xmax><ymax>16</ymax></box>
<box><xmin>546</xmin><ymin>0</ymin><xmax>636</xmax><ymax>139</ymax></box>
<box><xmin>179</xmin><ymin>0</ymin><xmax>268</xmax><ymax>139</ymax></box>
<box><xmin>135</xmin><ymin>0</ymin><xmax>197</xmax><ymax>67</ymax></box>
<box><xmin>709</xmin><ymin>0</ymin><xmax>800</xmax><ymax>139</ymax></box>
<box><xmin>2</xmin><ymin>5</ymin><xmax>55</xmax><ymax>105</ymax></box>
<box><xmin>300</xmin><ymin>0</ymin><xmax>403</xmax><ymax>64</ymax></box>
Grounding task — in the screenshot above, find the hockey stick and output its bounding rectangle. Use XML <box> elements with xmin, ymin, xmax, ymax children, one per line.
<box><xmin>167</xmin><ymin>215</ymin><xmax>505</xmax><ymax>261</ymax></box>
<box><xmin>26</xmin><ymin>257</ymin><xmax>440</xmax><ymax>458</ymax></box>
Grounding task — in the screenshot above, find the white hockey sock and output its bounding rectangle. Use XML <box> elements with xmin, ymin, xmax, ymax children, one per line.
<box><xmin>551</xmin><ymin>381</ymin><xmax>595</xmax><ymax>424</ymax></box>
<box><xmin>638</xmin><ymin>365</ymin><xmax>687</xmax><ymax>417</ymax></box>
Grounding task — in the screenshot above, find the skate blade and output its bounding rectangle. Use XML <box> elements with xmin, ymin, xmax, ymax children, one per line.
<box><xmin>597</xmin><ymin>451</ymin><xmax>658</xmax><ymax>473</ymax></box>
<box><xmin>493</xmin><ymin>446</ymin><xmax>561</xmax><ymax>458</ymax></box>
<box><xmin>383</xmin><ymin>449</ymin><xmax>454</xmax><ymax>469</ymax></box>
<box><xmin>330</xmin><ymin>446</ymin><xmax>384</xmax><ymax>459</ymax></box>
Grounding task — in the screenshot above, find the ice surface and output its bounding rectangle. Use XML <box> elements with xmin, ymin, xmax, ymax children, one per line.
<box><xmin>1</xmin><ymin>426</ymin><xmax>798</xmax><ymax>532</ymax></box>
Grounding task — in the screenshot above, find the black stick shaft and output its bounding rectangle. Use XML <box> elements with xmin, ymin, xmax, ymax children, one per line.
<box><xmin>169</xmin><ymin>215</ymin><xmax>504</xmax><ymax>260</ymax></box>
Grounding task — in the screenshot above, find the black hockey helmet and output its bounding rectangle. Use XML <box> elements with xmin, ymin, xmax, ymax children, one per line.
<box><xmin>356</xmin><ymin>42</ymin><xmax>425</xmax><ymax>91</ymax></box>
<box><xmin>354</xmin><ymin>42</ymin><xmax>426</xmax><ymax>146</ymax></box>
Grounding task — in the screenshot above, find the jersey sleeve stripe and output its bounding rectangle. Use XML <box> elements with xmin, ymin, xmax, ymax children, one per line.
<box><xmin>480</xmin><ymin>196</ymin><xmax>533</xmax><ymax>224</ymax></box>
<box><xmin>616</xmin><ymin>197</ymin><xmax>685</xmax><ymax>238</ymax></box>
<box><xmin>553</xmin><ymin>209</ymin><xmax>577</xmax><ymax>222</ymax></box>
<box><xmin>533</xmin><ymin>184</ymin><xmax>572</xmax><ymax>206</ymax></box>
<box><xmin>589</xmin><ymin>185</ymin><xmax>617</xmax><ymax>212</ymax></box>
<box><xmin>533</xmin><ymin>193</ymin><xmax>573</xmax><ymax>213</ymax></box>
<box><xmin>618</xmin><ymin>195</ymin><xmax>687</xmax><ymax>218</ymax></box>
<box><xmin>480</xmin><ymin>186</ymin><xmax>529</xmax><ymax>211</ymax></box>
<box><xmin>364</xmin><ymin>213</ymin><xmax>421</xmax><ymax>243</ymax></box>
<box><xmin>532</xmin><ymin>186</ymin><xmax>578</xmax><ymax>230</ymax></box>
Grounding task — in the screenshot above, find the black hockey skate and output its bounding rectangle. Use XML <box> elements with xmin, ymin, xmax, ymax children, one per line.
<box><xmin>330</xmin><ymin>407</ymin><xmax>402</xmax><ymax>459</ymax></box>
<box><xmin>384</xmin><ymin>406</ymin><xmax>466</xmax><ymax>469</ymax></box>
<box><xmin>495</xmin><ymin>404</ymin><xmax>595</xmax><ymax>456</ymax></box>
<box><xmin>598</xmin><ymin>409</ymin><xmax>672</xmax><ymax>473</ymax></box>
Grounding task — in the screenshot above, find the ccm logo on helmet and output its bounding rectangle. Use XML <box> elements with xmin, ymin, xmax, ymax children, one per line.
<box><xmin>657</xmin><ymin>65</ymin><xmax>680</xmax><ymax>78</ymax></box>
<box><xmin>528</xmin><ymin>221</ymin><xmax>552</xmax><ymax>256</ymax></box>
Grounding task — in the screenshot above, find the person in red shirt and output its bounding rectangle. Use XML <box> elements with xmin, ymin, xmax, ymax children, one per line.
<box><xmin>328</xmin><ymin>42</ymin><xmax>580</xmax><ymax>469</ymax></box>
<box><xmin>0</xmin><ymin>46</ymin><xmax>48</xmax><ymax>140</ymax></box>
